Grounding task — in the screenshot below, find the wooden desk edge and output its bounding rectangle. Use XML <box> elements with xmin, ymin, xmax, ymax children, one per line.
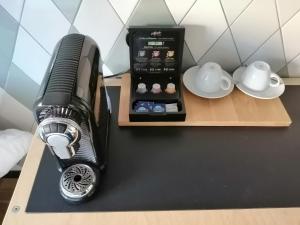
<box><xmin>3</xmin><ymin>76</ymin><xmax>300</xmax><ymax>225</ymax></box>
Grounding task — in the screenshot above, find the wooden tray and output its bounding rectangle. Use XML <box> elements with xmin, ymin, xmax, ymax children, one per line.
<box><xmin>118</xmin><ymin>74</ymin><xmax>292</xmax><ymax>127</ymax></box>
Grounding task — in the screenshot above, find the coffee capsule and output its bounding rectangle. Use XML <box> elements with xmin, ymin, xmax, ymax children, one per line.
<box><xmin>151</xmin><ymin>83</ymin><xmax>162</xmax><ymax>94</ymax></box>
<box><xmin>165</xmin><ymin>83</ymin><xmax>176</xmax><ymax>94</ymax></box>
<box><xmin>136</xmin><ymin>83</ymin><xmax>147</xmax><ymax>94</ymax></box>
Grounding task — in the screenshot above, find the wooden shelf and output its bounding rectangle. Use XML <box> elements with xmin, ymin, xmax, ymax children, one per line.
<box><xmin>118</xmin><ymin>74</ymin><xmax>292</xmax><ymax>127</ymax></box>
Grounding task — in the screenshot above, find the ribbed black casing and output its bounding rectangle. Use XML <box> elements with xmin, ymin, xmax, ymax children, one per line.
<box><xmin>43</xmin><ymin>35</ymin><xmax>83</xmax><ymax>106</ymax></box>
<box><xmin>33</xmin><ymin>34</ymin><xmax>100</xmax><ymax>123</ymax></box>
<box><xmin>33</xmin><ymin>33</ymin><xmax>111</xmax><ymax>172</ymax></box>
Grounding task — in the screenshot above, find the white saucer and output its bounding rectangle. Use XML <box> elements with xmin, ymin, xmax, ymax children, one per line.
<box><xmin>233</xmin><ymin>67</ymin><xmax>285</xmax><ymax>99</ymax></box>
<box><xmin>183</xmin><ymin>66</ymin><xmax>234</xmax><ymax>99</ymax></box>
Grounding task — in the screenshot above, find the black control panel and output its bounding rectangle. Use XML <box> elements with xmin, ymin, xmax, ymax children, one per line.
<box><xmin>127</xmin><ymin>26</ymin><xmax>186</xmax><ymax>122</ymax></box>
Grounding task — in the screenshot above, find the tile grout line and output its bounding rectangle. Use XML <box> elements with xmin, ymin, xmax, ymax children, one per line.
<box><xmin>178</xmin><ymin>0</ymin><xmax>198</xmax><ymax>25</ymax></box>
<box><xmin>68</xmin><ymin>0</ymin><xmax>83</xmax><ymax>33</ymax></box>
<box><xmin>241</xmin><ymin>28</ymin><xmax>279</xmax><ymax>65</ymax></box>
<box><xmin>226</xmin><ymin>0</ymin><xmax>289</xmax><ymax>75</ymax></box>
<box><xmin>163</xmin><ymin>0</ymin><xmax>197</xmax><ymax>63</ymax></box>
<box><xmin>106</xmin><ymin>0</ymin><xmax>126</xmax><ymax>26</ymax></box>
<box><xmin>102</xmin><ymin>26</ymin><xmax>126</xmax><ymax>63</ymax></box>
<box><xmin>196</xmin><ymin>28</ymin><xmax>229</xmax><ymax>64</ymax></box>
<box><xmin>219</xmin><ymin>0</ymin><xmax>242</xmax><ymax>65</ymax></box>
<box><xmin>162</xmin><ymin>0</ymin><xmax>197</xmax><ymax>66</ymax></box>
<box><xmin>73</xmin><ymin>0</ymin><xmax>83</xmax><ymax>23</ymax></box>
<box><xmin>2</xmin><ymin>0</ymin><xmax>36</xmax><ymax>131</ymax></box>
<box><xmin>274</xmin><ymin>0</ymin><xmax>288</xmax><ymax>76</ymax></box>
<box><xmin>124</xmin><ymin>0</ymin><xmax>141</xmax><ymax>26</ymax></box>
<box><xmin>10</xmin><ymin>0</ymin><xmax>51</xmax><ymax>56</ymax></box>
<box><xmin>276</xmin><ymin>64</ymin><xmax>288</xmax><ymax>76</ymax></box>
<box><xmin>196</xmin><ymin>0</ymin><xmax>255</xmax><ymax>65</ymax></box>
<box><xmin>162</xmin><ymin>0</ymin><xmax>176</xmax><ymax>25</ymax></box>
<box><xmin>227</xmin><ymin>0</ymin><xmax>254</xmax><ymax>26</ymax></box>
<box><xmin>4</xmin><ymin>0</ymin><xmax>27</xmax><ymax>90</ymax></box>
<box><xmin>20</xmin><ymin>25</ymin><xmax>51</xmax><ymax>55</ymax></box>
<box><xmin>268</xmin><ymin>51</ymin><xmax>300</xmax><ymax>77</ymax></box>
<box><xmin>275</xmin><ymin>4</ymin><xmax>300</xmax><ymax>76</ymax></box>
<box><xmin>162</xmin><ymin>0</ymin><xmax>178</xmax><ymax>25</ymax></box>
<box><xmin>103</xmin><ymin>0</ymin><xmax>141</xmax><ymax>64</ymax></box>
<box><xmin>20</xmin><ymin>0</ymin><xmax>82</xmax><ymax>57</ymax></box>
<box><xmin>286</xmin><ymin>51</ymin><xmax>300</xmax><ymax>65</ymax></box>
<box><xmin>184</xmin><ymin>40</ymin><xmax>197</xmax><ymax>65</ymax></box>
<box><xmin>50</xmin><ymin>0</ymin><xmax>72</xmax><ymax>24</ymax></box>
<box><xmin>162</xmin><ymin>0</ymin><xmax>199</xmax><ymax>65</ymax></box>
<box><xmin>276</xmin><ymin>4</ymin><xmax>300</xmax><ymax>76</ymax></box>
<box><xmin>280</xmin><ymin>7</ymin><xmax>300</xmax><ymax>28</ymax></box>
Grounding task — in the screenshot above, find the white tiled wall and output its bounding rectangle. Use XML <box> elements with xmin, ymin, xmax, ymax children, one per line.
<box><xmin>12</xmin><ymin>27</ymin><xmax>51</xmax><ymax>85</ymax></box>
<box><xmin>74</xmin><ymin>0</ymin><xmax>123</xmax><ymax>59</ymax></box>
<box><xmin>221</xmin><ymin>0</ymin><xmax>252</xmax><ymax>24</ymax></box>
<box><xmin>0</xmin><ymin>0</ymin><xmax>24</xmax><ymax>21</ymax></box>
<box><xmin>21</xmin><ymin>0</ymin><xmax>71</xmax><ymax>53</ymax></box>
<box><xmin>165</xmin><ymin>0</ymin><xmax>195</xmax><ymax>24</ymax></box>
<box><xmin>244</xmin><ymin>31</ymin><xmax>286</xmax><ymax>73</ymax></box>
<box><xmin>1</xmin><ymin>0</ymin><xmax>300</xmax><ymax>131</ymax></box>
<box><xmin>276</xmin><ymin>0</ymin><xmax>300</xmax><ymax>26</ymax></box>
<box><xmin>181</xmin><ymin>0</ymin><xmax>228</xmax><ymax>62</ymax></box>
<box><xmin>282</xmin><ymin>11</ymin><xmax>300</xmax><ymax>62</ymax></box>
<box><xmin>197</xmin><ymin>29</ymin><xmax>240</xmax><ymax>71</ymax></box>
<box><xmin>109</xmin><ymin>0</ymin><xmax>139</xmax><ymax>23</ymax></box>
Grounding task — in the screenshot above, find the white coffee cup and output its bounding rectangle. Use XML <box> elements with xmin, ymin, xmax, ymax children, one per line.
<box><xmin>196</xmin><ymin>62</ymin><xmax>231</xmax><ymax>93</ymax></box>
<box><xmin>241</xmin><ymin>61</ymin><xmax>281</xmax><ymax>91</ymax></box>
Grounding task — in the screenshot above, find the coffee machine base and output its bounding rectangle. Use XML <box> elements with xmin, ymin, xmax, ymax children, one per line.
<box><xmin>33</xmin><ymin>34</ymin><xmax>111</xmax><ymax>204</ymax></box>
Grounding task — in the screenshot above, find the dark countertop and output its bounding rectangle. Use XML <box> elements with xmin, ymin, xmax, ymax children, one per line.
<box><xmin>26</xmin><ymin>86</ymin><xmax>300</xmax><ymax>212</ymax></box>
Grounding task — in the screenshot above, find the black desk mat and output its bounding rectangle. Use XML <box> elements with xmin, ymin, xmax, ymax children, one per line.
<box><xmin>26</xmin><ymin>86</ymin><xmax>300</xmax><ymax>212</ymax></box>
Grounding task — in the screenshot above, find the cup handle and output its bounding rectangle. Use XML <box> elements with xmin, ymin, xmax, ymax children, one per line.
<box><xmin>269</xmin><ymin>73</ymin><xmax>281</xmax><ymax>88</ymax></box>
<box><xmin>220</xmin><ymin>75</ymin><xmax>231</xmax><ymax>91</ymax></box>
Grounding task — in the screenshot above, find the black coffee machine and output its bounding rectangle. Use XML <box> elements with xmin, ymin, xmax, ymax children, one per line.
<box><xmin>33</xmin><ymin>34</ymin><xmax>111</xmax><ymax>203</ymax></box>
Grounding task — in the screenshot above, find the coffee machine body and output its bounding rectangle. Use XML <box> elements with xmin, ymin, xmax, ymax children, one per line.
<box><xmin>33</xmin><ymin>34</ymin><xmax>111</xmax><ymax>203</ymax></box>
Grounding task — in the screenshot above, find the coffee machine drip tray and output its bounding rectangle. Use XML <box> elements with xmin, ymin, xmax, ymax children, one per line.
<box><xmin>59</xmin><ymin>164</ymin><xmax>97</xmax><ymax>202</ymax></box>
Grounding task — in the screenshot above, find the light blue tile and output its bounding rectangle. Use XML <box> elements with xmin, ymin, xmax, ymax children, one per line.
<box><xmin>0</xmin><ymin>5</ymin><xmax>19</xmax><ymax>87</ymax></box>
<box><xmin>21</xmin><ymin>0</ymin><xmax>71</xmax><ymax>53</ymax></box>
<box><xmin>5</xmin><ymin>63</ymin><xmax>40</xmax><ymax>109</ymax></box>
<box><xmin>52</xmin><ymin>0</ymin><xmax>81</xmax><ymax>23</ymax></box>
<box><xmin>104</xmin><ymin>27</ymin><xmax>130</xmax><ymax>74</ymax></box>
<box><xmin>0</xmin><ymin>0</ymin><xmax>24</xmax><ymax>22</ymax></box>
<box><xmin>69</xmin><ymin>25</ymin><xmax>79</xmax><ymax>34</ymax></box>
<box><xmin>12</xmin><ymin>27</ymin><xmax>51</xmax><ymax>85</ymax></box>
<box><xmin>127</xmin><ymin>0</ymin><xmax>176</xmax><ymax>26</ymax></box>
<box><xmin>0</xmin><ymin>53</ymin><xmax>11</xmax><ymax>87</ymax></box>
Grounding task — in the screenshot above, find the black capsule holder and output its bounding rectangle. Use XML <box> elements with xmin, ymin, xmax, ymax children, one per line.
<box><xmin>127</xmin><ymin>26</ymin><xmax>186</xmax><ymax>122</ymax></box>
